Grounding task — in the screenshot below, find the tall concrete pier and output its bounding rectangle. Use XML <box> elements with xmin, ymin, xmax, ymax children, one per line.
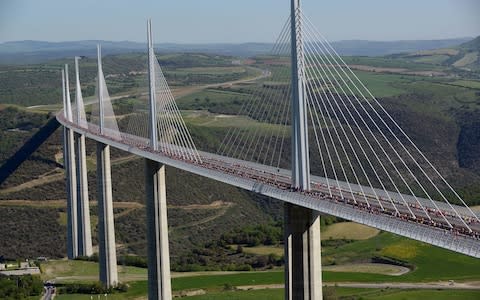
<box><xmin>145</xmin><ymin>160</ymin><xmax>172</xmax><ymax>300</ymax></box>
<box><xmin>75</xmin><ymin>133</ymin><xmax>92</xmax><ymax>256</ymax></box>
<box><xmin>286</xmin><ymin>0</ymin><xmax>323</xmax><ymax>299</ymax></box>
<box><xmin>145</xmin><ymin>20</ymin><xmax>172</xmax><ymax>299</ymax></box>
<box><xmin>74</xmin><ymin>56</ymin><xmax>93</xmax><ymax>257</ymax></box>
<box><xmin>284</xmin><ymin>204</ymin><xmax>322</xmax><ymax>299</ymax></box>
<box><xmin>96</xmin><ymin>142</ymin><xmax>118</xmax><ymax>287</ymax></box>
<box><xmin>62</xmin><ymin>65</ymin><xmax>78</xmax><ymax>259</ymax></box>
<box><xmin>96</xmin><ymin>45</ymin><xmax>118</xmax><ymax>287</ymax></box>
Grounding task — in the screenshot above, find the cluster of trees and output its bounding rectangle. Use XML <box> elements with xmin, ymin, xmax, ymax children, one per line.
<box><xmin>0</xmin><ymin>52</ymin><xmax>238</xmax><ymax>107</ymax></box>
<box><xmin>0</xmin><ymin>207</ymin><xmax>66</xmax><ymax>259</ymax></box>
<box><xmin>171</xmin><ymin>240</ymin><xmax>282</xmax><ymax>272</ymax></box>
<box><xmin>76</xmin><ymin>254</ymin><xmax>148</xmax><ymax>269</ymax></box>
<box><xmin>0</xmin><ymin>274</ymin><xmax>43</xmax><ymax>299</ymax></box>
<box><xmin>220</xmin><ymin>222</ymin><xmax>283</xmax><ymax>247</ymax></box>
<box><xmin>171</xmin><ymin>222</ymin><xmax>285</xmax><ymax>272</ymax></box>
<box><xmin>0</xmin><ymin>106</ymin><xmax>49</xmax><ymax>164</ymax></box>
<box><xmin>0</xmin><ymin>66</ymin><xmax>62</xmax><ymax>106</ymax></box>
<box><xmin>56</xmin><ymin>282</ymin><xmax>128</xmax><ymax>295</ymax></box>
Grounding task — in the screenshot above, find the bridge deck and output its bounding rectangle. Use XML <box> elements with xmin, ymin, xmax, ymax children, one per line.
<box><xmin>57</xmin><ymin>115</ymin><xmax>480</xmax><ymax>259</ymax></box>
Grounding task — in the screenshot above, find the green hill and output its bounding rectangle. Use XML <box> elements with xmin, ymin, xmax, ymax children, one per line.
<box><xmin>1</xmin><ymin>50</ymin><xmax>480</xmax><ymax>274</ymax></box>
<box><xmin>451</xmin><ymin>36</ymin><xmax>480</xmax><ymax>70</ymax></box>
<box><xmin>459</xmin><ymin>36</ymin><xmax>480</xmax><ymax>51</ymax></box>
<box><xmin>389</xmin><ymin>36</ymin><xmax>480</xmax><ymax>72</ymax></box>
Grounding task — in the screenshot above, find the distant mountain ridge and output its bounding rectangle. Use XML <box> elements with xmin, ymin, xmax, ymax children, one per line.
<box><xmin>331</xmin><ymin>38</ymin><xmax>472</xmax><ymax>56</ymax></box>
<box><xmin>0</xmin><ymin>37</ymin><xmax>473</xmax><ymax>64</ymax></box>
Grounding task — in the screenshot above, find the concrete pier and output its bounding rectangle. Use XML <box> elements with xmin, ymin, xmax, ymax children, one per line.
<box><xmin>96</xmin><ymin>142</ymin><xmax>118</xmax><ymax>287</ymax></box>
<box><xmin>145</xmin><ymin>159</ymin><xmax>172</xmax><ymax>300</ymax></box>
<box><xmin>64</xmin><ymin>126</ymin><xmax>78</xmax><ymax>259</ymax></box>
<box><xmin>286</xmin><ymin>0</ymin><xmax>322</xmax><ymax>297</ymax></box>
<box><xmin>63</xmin><ymin>65</ymin><xmax>78</xmax><ymax>259</ymax></box>
<box><xmin>284</xmin><ymin>203</ymin><xmax>323</xmax><ymax>300</ymax></box>
<box><xmin>75</xmin><ymin>133</ymin><xmax>93</xmax><ymax>256</ymax></box>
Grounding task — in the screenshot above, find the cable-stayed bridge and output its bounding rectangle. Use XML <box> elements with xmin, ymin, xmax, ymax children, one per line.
<box><xmin>56</xmin><ymin>1</ymin><xmax>480</xmax><ymax>299</ymax></box>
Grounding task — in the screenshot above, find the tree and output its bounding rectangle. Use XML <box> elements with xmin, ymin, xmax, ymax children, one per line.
<box><xmin>236</xmin><ymin>245</ymin><xmax>243</xmax><ymax>254</ymax></box>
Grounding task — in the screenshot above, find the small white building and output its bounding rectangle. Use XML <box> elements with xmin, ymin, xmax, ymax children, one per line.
<box><xmin>0</xmin><ymin>263</ymin><xmax>6</xmax><ymax>271</ymax></box>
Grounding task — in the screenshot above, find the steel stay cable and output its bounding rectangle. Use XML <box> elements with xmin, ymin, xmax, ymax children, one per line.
<box><xmin>156</xmin><ymin>70</ymin><xmax>193</xmax><ymax>161</ymax></box>
<box><xmin>157</xmin><ymin>84</ymin><xmax>183</xmax><ymax>158</ymax></box>
<box><xmin>100</xmin><ymin>73</ymin><xmax>120</xmax><ymax>135</ymax></box>
<box><xmin>303</xmin><ymin>25</ymin><xmax>434</xmax><ymax>221</ymax></box>
<box><xmin>233</xmin><ymin>28</ymin><xmax>292</xmax><ymax>161</ymax></box>
<box><xmin>313</xmin><ymin>26</ymin><xmax>479</xmax><ymax>224</ymax></box>
<box><xmin>219</xmin><ymin>18</ymin><xmax>291</xmax><ymax>156</ymax></box>
<box><xmin>155</xmin><ymin>70</ymin><xmax>185</xmax><ymax>159</ymax></box>
<box><xmin>305</xmin><ymin>54</ymin><xmax>410</xmax><ymax>218</ymax></box>
<box><xmin>152</xmin><ymin>68</ymin><xmax>172</xmax><ymax>155</ymax></box>
<box><xmin>275</xmin><ymin>98</ymin><xmax>291</xmax><ymax>171</ymax></box>
<box><xmin>305</xmin><ymin>88</ymin><xmax>332</xmax><ymax>197</ymax></box>
<box><xmin>304</xmin><ymin>64</ymin><xmax>366</xmax><ymax>207</ymax></box>
<box><xmin>155</xmin><ymin>61</ymin><xmax>200</xmax><ymax>161</ymax></box>
<box><xmin>154</xmin><ymin>55</ymin><xmax>201</xmax><ymax>162</ymax></box>
<box><xmin>305</xmin><ymin>77</ymin><xmax>353</xmax><ymax>202</ymax></box>
<box><xmin>305</xmin><ymin>84</ymin><xmax>339</xmax><ymax>198</ymax></box>
<box><xmin>157</xmin><ymin>93</ymin><xmax>173</xmax><ymax>156</ymax></box>
<box><xmin>253</xmin><ymin>44</ymin><xmax>293</xmax><ymax>165</ymax></box>
<box><xmin>302</xmin><ymin>14</ymin><xmax>463</xmax><ymax>227</ymax></box>
<box><xmin>229</xmin><ymin>28</ymin><xmax>292</xmax><ymax>160</ymax></box>
<box><xmin>245</xmin><ymin>39</ymin><xmax>293</xmax><ymax>163</ymax></box>
<box><xmin>155</xmin><ymin>61</ymin><xmax>190</xmax><ymax>159</ymax></box>
<box><xmin>218</xmin><ymin>19</ymin><xmax>290</xmax><ymax>155</ymax></box>
<box><xmin>265</xmin><ymin>80</ymin><xmax>291</xmax><ymax>167</ymax></box>
<box><xmin>304</xmin><ymin>30</ymin><xmax>416</xmax><ymax>214</ymax></box>
<box><xmin>257</xmin><ymin>81</ymin><xmax>290</xmax><ymax>165</ymax></box>
<box><xmin>156</xmin><ymin>64</ymin><xmax>203</xmax><ymax>162</ymax></box>
<box><xmin>304</xmin><ymin>47</ymin><xmax>377</xmax><ymax>208</ymax></box>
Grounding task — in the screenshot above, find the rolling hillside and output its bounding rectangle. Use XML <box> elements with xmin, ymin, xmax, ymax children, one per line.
<box><xmin>0</xmin><ymin>38</ymin><xmax>471</xmax><ymax>64</ymax></box>
<box><xmin>389</xmin><ymin>36</ymin><xmax>480</xmax><ymax>72</ymax></box>
<box><xmin>1</xmin><ymin>48</ymin><xmax>480</xmax><ymax>272</ymax></box>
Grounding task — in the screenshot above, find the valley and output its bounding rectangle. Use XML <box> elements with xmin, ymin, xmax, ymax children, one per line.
<box><xmin>1</xmin><ymin>37</ymin><xmax>480</xmax><ymax>299</ymax></box>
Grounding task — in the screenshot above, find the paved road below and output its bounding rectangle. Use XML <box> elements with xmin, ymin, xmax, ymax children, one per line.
<box><xmin>236</xmin><ymin>281</ymin><xmax>480</xmax><ymax>291</ymax></box>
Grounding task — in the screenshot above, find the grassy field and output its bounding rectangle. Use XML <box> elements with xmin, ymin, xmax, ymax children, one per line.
<box><xmin>341</xmin><ymin>56</ymin><xmax>443</xmax><ymax>71</ymax></box>
<box><xmin>363</xmin><ymin>289</ymin><xmax>480</xmax><ymax>300</ymax></box>
<box><xmin>42</xmin><ymin>227</ymin><xmax>480</xmax><ymax>285</ymax></box>
<box><xmin>54</xmin><ymin>281</ymin><xmax>148</xmax><ymax>299</ymax></box>
<box><xmin>169</xmin><ymin>66</ymin><xmax>247</xmax><ymax>76</ymax></box>
<box><xmin>53</xmin><ymin>287</ymin><xmax>480</xmax><ymax>300</ymax></box>
<box><xmin>185</xmin><ymin>289</ymin><xmax>284</xmax><ymax>300</ymax></box>
<box><xmin>233</xmin><ymin>221</ymin><xmax>380</xmax><ymax>257</ymax></box>
<box><xmin>239</xmin><ymin>245</ymin><xmax>283</xmax><ymax>257</ymax></box>
<box><xmin>413</xmin><ymin>54</ymin><xmax>451</xmax><ymax>64</ymax></box>
<box><xmin>41</xmin><ymin>260</ymin><xmax>147</xmax><ymax>283</ymax></box>
<box><xmin>321</xmin><ymin>222</ymin><xmax>380</xmax><ymax>241</ymax></box>
<box><xmin>325</xmin><ymin>69</ymin><xmax>415</xmax><ymax>98</ymax></box>
<box><xmin>453</xmin><ymin>51</ymin><xmax>479</xmax><ymax>68</ymax></box>
<box><xmin>449</xmin><ymin>79</ymin><xmax>480</xmax><ymax>89</ymax></box>
<box><xmin>323</xmin><ymin>263</ymin><xmax>408</xmax><ymax>275</ymax></box>
<box><xmin>53</xmin><ymin>285</ymin><xmax>480</xmax><ymax>300</ymax></box>
<box><xmin>323</xmin><ymin>232</ymin><xmax>480</xmax><ymax>282</ymax></box>
<box><xmin>40</xmin><ymin>238</ymin><xmax>480</xmax><ymax>299</ymax></box>
<box><xmin>184</xmin><ymin>110</ymin><xmax>285</xmax><ymax>134</ymax></box>
<box><xmin>177</xmin><ymin>88</ymin><xmax>252</xmax><ymax>112</ymax></box>
<box><xmin>3</xmin><ymin>48</ymin><xmax>480</xmax><ymax>300</ymax></box>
